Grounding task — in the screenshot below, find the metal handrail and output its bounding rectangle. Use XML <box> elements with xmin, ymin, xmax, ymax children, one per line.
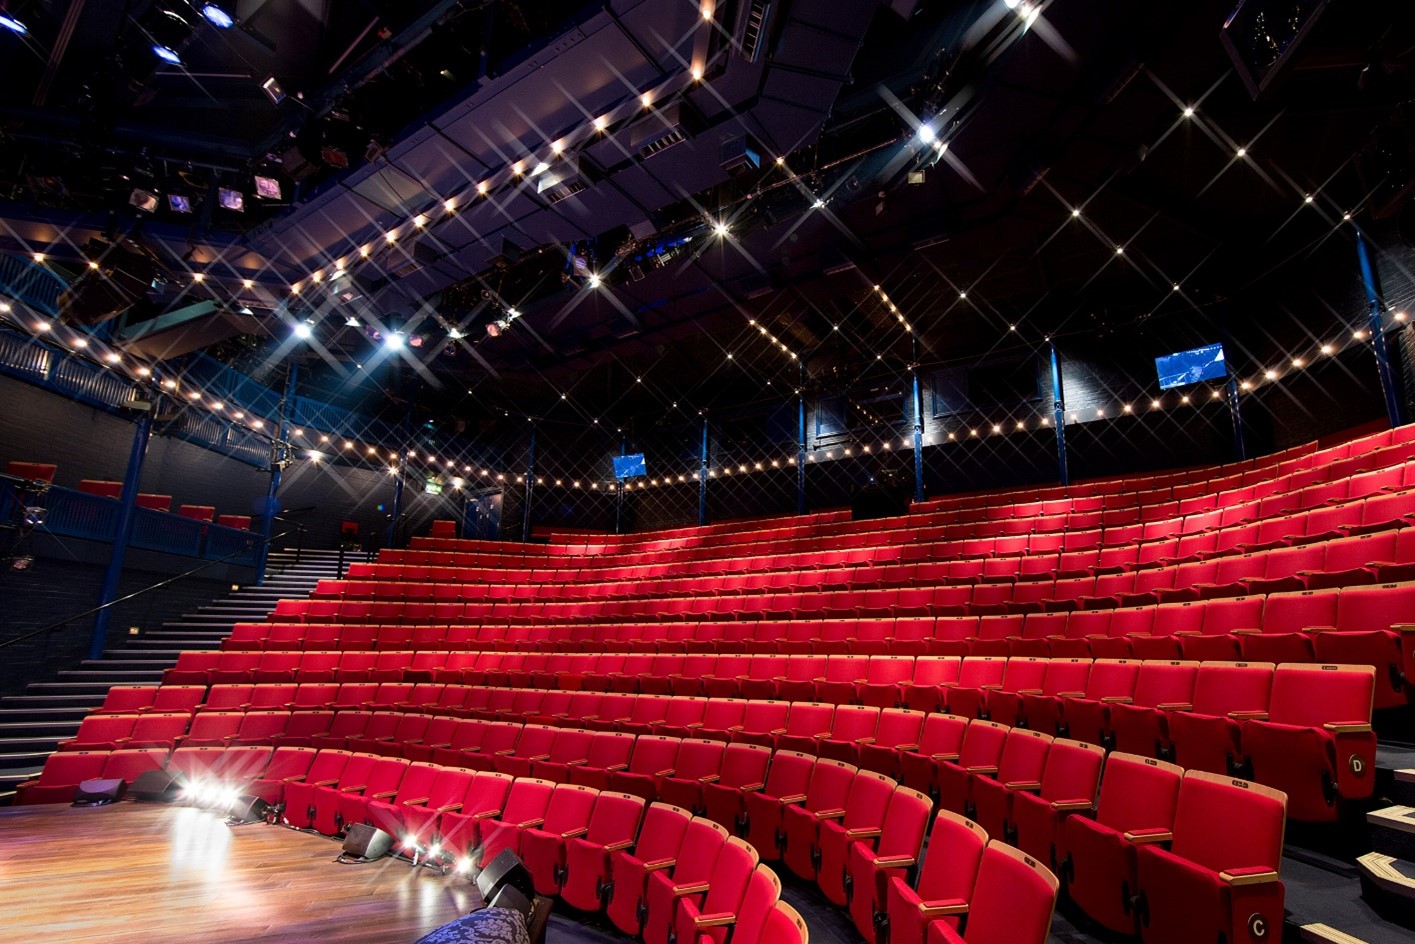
<box><xmin>0</xmin><ymin>522</ymin><xmax>305</xmax><ymax>653</ymax></box>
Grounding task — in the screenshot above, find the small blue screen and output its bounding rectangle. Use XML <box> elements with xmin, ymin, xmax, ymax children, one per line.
<box><xmin>1155</xmin><ymin>342</ymin><xmax>1227</xmax><ymax>390</ymax></box>
<box><xmin>613</xmin><ymin>453</ymin><xmax>646</xmax><ymax>479</ymax></box>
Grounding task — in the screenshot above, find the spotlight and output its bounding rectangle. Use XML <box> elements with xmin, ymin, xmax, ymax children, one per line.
<box><xmin>713</xmin><ymin>221</ymin><xmax>730</xmax><ymax>237</ymax></box>
<box><xmin>587</xmin><ymin>273</ymin><xmax>601</xmax><ymax>289</ymax></box>
<box><xmin>153</xmin><ymin>44</ymin><xmax>182</xmax><ymax>65</ymax></box>
<box><xmin>293</xmin><ymin>322</ymin><xmax>313</xmax><ymax>340</ymax></box>
<box><xmin>0</xmin><ymin>12</ymin><xmax>27</xmax><ymax>34</ymax></box>
<box><xmin>344</xmin><ymin>315</ymin><xmax>360</xmax><ymax>328</ymax></box>
<box><xmin>917</xmin><ymin>123</ymin><xmax>937</xmax><ymax>145</ymax></box>
<box><xmin>261</xmin><ymin>76</ymin><xmax>286</xmax><ymax>105</ymax></box>
<box><xmin>385</xmin><ymin>331</ymin><xmax>405</xmax><ymax>350</ymax></box>
<box><xmin>200</xmin><ymin>4</ymin><xmax>234</xmax><ymax>28</ymax></box>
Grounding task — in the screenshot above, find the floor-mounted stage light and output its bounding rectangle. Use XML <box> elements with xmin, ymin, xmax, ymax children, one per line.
<box><xmin>200</xmin><ymin>4</ymin><xmax>234</xmax><ymax>28</ymax></box>
<box><xmin>0</xmin><ymin>11</ymin><xmax>28</xmax><ymax>34</ymax></box>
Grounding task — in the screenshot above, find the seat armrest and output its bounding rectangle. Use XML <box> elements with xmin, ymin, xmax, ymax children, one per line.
<box><xmin>846</xmin><ymin>827</ymin><xmax>883</xmax><ymax>840</ymax></box>
<box><xmin>435</xmin><ymin>802</ymin><xmax>463</xmax><ymax>813</ymax></box>
<box><xmin>1220</xmin><ymin>868</ymin><xmax>1280</xmax><ymax>886</ymax></box>
<box><xmin>529</xmin><ymin>754</ymin><xmax>551</xmax><ymax>762</ymax></box>
<box><xmin>1124</xmin><ymin>828</ymin><xmax>1172</xmax><ymax>844</ymax></box>
<box><xmin>312</xmin><ymin>778</ymin><xmax>339</xmax><ymax>787</ymax></box>
<box><xmin>814</xmin><ymin>808</ymin><xmax>848</xmax><ymax>821</ymax></box>
<box><xmin>644</xmin><ymin>857</ymin><xmax>676</xmax><ymax>872</ymax></box>
<box><xmin>1231</xmin><ymin>628</ymin><xmax>1261</xmax><ymax>636</ymax></box>
<box><xmin>1016</xmin><ymin>688</ymin><xmax>1043</xmax><ymax>695</ymax></box>
<box><xmin>854</xmin><ymin>737</ymin><xmax>876</xmax><ymax>745</ymax></box>
<box><xmin>692</xmin><ymin>913</ymin><xmax>737</xmax><ymax>929</ymax></box>
<box><xmin>871</xmin><ymin>855</ymin><xmax>916</xmax><ymax>868</ymax></box>
<box><xmin>1324</xmin><ymin>722</ymin><xmax>1373</xmax><ymax>734</ymax></box>
<box><xmin>516</xmin><ymin>818</ymin><xmax>544</xmax><ymax>829</ymax></box>
<box><xmin>1101</xmin><ymin>696</ymin><xmax>1133</xmax><ymax>704</ymax></box>
<box><xmin>371</xmin><ymin>790</ymin><xmax>398</xmax><ymax>799</ymax></box>
<box><xmin>930</xmin><ymin>752</ymin><xmax>960</xmax><ymax>762</ymax></box>
<box><xmin>1051</xmin><ymin>799</ymin><xmax>1093</xmax><ymax>811</ymax></box>
<box><xmin>738</xmin><ymin>782</ymin><xmax>764</xmax><ymax>793</ymax></box>
<box><xmin>1056</xmin><ymin>691</ymin><xmax>1086</xmax><ymax>698</ymax></box>
<box><xmin>1301</xmin><ymin>625</ymin><xmax>1338</xmax><ymax>634</ymax></box>
<box><xmin>698</xmin><ymin>774</ymin><xmax>720</xmax><ymax>784</ymax></box>
<box><xmin>494</xmin><ymin>748</ymin><xmax>516</xmax><ymax>756</ymax></box>
<box><xmin>603</xmin><ymin>839</ymin><xmax>635</xmax><ymax>852</ymax></box>
<box><xmin>566</xmin><ymin>759</ymin><xmax>588</xmax><ymax>767</ymax></box>
<box><xmin>1005</xmin><ymin>780</ymin><xmax>1042</xmax><ymax>791</ymax></box>
<box><xmin>964</xmin><ymin>765</ymin><xmax>998</xmax><ymax>775</ymax></box>
<box><xmin>778</xmin><ymin>793</ymin><xmax>808</xmax><ymax>805</ymax></box>
<box><xmin>403</xmin><ymin>796</ymin><xmax>430</xmax><ymax>806</ymax></box>
<box><xmin>561</xmin><ymin>827</ymin><xmax>589</xmax><ymax>839</ymax></box>
<box><xmin>672</xmin><ymin>882</ymin><xmax>712</xmax><ymax>896</ymax></box>
<box><xmin>918</xmin><ymin>900</ymin><xmax>969</xmax><ymax>917</ymax></box>
<box><xmin>655</xmin><ymin>768</ymin><xmax>676</xmax><ymax>777</ymax></box>
<box><xmin>980</xmin><ymin>684</ymin><xmax>1003</xmax><ymax>691</ymax></box>
<box><xmin>1157</xmin><ymin>703</ymin><xmax>1192</xmax><ymax>711</ymax></box>
<box><xmin>727</xmin><ymin>725</ymin><xmax>745</xmax><ymax>733</ymax></box>
<box><xmin>891</xmin><ymin>743</ymin><xmax>919</xmax><ymax>752</ymax></box>
<box><xmin>1229</xmin><ymin>711</ymin><xmax>1268</xmax><ymax>721</ymax></box>
<box><xmin>770</xmin><ymin>728</ymin><xmax>788</xmax><ymax>736</ymax></box>
<box><xmin>470</xmin><ymin>809</ymin><xmax>502</xmax><ymax>819</ymax></box>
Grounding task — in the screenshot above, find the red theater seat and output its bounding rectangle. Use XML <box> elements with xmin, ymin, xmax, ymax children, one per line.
<box><xmin>923</xmin><ymin>841</ymin><xmax>1059</xmax><ymax>944</ymax></box>
<box><xmin>561</xmin><ymin>790</ymin><xmax>647</xmax><ymax>909</ymax></box>
<box><xmin>742</xmin><ymin>749</ymin><xmax>815</xmax><ymax>862</ymax></box>
<box><xmin>15</xmin><ymin>751</ymin><xmax>109</xmax><ymax>804</ymax></box>
<box><xmin>672</xmin><ymin>836</ymin><xmax>761</xmax><ymax>944</ymax></box>
<box><xmin>886</xmin><ymin>810</ymin><xmax>988</xmax><ymax>944</ymax></box>
<box><xmin>642</xmin><ymin>817</ymin><xmax>731</xmax><ymax>944</ymax></box>
<box><xmin>605</xmin><ymin>802</ymin><xmax>694</xmax><ymax>936</ymax></box>
<box><xmin>845</xmin><ymin>785</ymin><xmax>933</xmax><ymax>942</ymax></box>
<box><xmin>519</xmin><ymin>782</ymin><xmax>601</xmax><ymax>895</ymax></box>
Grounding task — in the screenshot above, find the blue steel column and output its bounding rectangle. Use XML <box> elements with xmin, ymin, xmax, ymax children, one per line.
<box><xmin>522</xmin><ymin>423</ymin><xmax>536</xmax><ymax>542</ymax></box>
<box><xmin>1049</xmin><ymin>343</ymin><xmax>1070</xmax><ymax>487</ymax></box>
<box><xmin>911</xmin><ymin>338</ymin><xmax>925</xmax><ymax>504</ymax></box>
<box><xmin>1356</xmin><ymin>229</ymin><xmax>1406</xmax><ymax>429</ymax></box>
<box><xmin>88</xmin><ymin>407</ymin><xmax>156</xmax><ymax>660</ymax></box>
<box><xmin>385</xmin><ymin>405</ymin><xmax>412</xmax><ymax>549</ymax></box>
<box><xmin>615</xmin><ymin>432</ymin><xmax>626</xmax><ymax>535</ymax></box>
<box><xmin>256</xmin><ymin>362</ymin><xmax>298</xmax><ymax>583</ymax></box>
<box><xmin>699</xmin><ymin>415</ymin><xmax>709</xmax><ymax>527</ymax></box>
<box><xmin>1225</xmin><ymin>376</ymin><xmax>1247</xmax><ymax>461</ymax></box>
<box><xmin>797</xmin><ymin>365</ymin><xmax>807</xmax><ymax>515</ymax></box>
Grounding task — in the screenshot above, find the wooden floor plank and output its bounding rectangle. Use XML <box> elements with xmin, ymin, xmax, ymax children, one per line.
<box><xmin>0</xmin><ymin>802</ymin><xmax>481</xmax><ymax>944</ymax></box>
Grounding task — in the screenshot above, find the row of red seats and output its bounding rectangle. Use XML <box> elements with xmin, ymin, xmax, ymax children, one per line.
<box><xmin>405</xmin><ymin>438</ymin><xmax>1415</xmax><ymax>565</ymax></box>
<box><xmin>224</xmin><ymin>582</ymin><xmax>1415</xmax><ymax>707</ymax></box>
<box><xmin>80</xmin><ymin>658</ymin><xmax>1372</xmax><ymax>821</ymax></box>
<box><xmin>312</xmin><ymin>524</ymin><xmax>1415</xmax><ymax>618</ymax></box>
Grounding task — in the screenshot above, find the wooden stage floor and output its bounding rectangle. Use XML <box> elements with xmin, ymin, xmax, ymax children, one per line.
<box><xmin>0</xmin><ymin>801</ymin><xmax>487</xmax><ymax>944</ymax></box>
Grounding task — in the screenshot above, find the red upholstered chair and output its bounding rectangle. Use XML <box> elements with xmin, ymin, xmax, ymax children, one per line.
<box><xmin>247</xmin><ymin>746</ymin><xmax>319</xmax><ymax>805</ymax></box>
<box><xmin>6</xmin><ymin>461</ymin><xmax>56</xmax><ymax>483</ymax></box>
<box><xmin>898</xmin><ymin>713</ymin><xmax>968</xmax><ymax>800</ymax></box>
<box><xmin>178</xmin><ymin>505</ymin><xmax>215</xmax><ymax>522</ymax></box>
<box><xmin>1059</xmin><ymin>753</ymin><xmax>1183</xmax><ymax>935</ymax></box>
<box><xmin>1058</xmin><ymin>658</ymin><xmax>1142</xmax><ymax>746</ymax></box>
<box><xmin>605</xmin><ymin>802</ymin><xmax>694</xmax><ymax>936</ymax></box>
<box><xmin>467</xmin><ymin>776</ymin><xmax>558</xmax><ymax>869</ymax></box>
<box><xmin>967</xmin><ymin>728</ymin><xmax>1053</xmax><ymax>841</ymax></box>
<box><xmin>15</xmin><ymin>751</ymin><xmax>108</xmax><ymax>804</ymax></box>
<box><xmin>845</xmin><ymin>785</ymin><xmax>933</xmax><ymax>942</ymax></box>
<box><xmin>519</xmin><ymin>782</ymin><xmax>602</xmax><ymax>896</ymax></box>
<box><xmin>672</xmin><ymin>836</ymin><xmax>761</xmax><ymax>944</ymax></box>
<box><xmin>217</xmin><ymin>514</ymin><xmax>253</xmax><ymax>529</ymax></box>
<box><xmin>886</xmin><ymin>810</ymin><xmax>988</xmax><ymax>944</ymax></box>
<box><xmin>641</xmin><ymin>817</ymin><xmax>731</xmax><ymax>944</ymax></box>
<box><xmin>136</xmin><ymin>493</ymin><xmax>172</xmax><ymax>512</ymax></box>
<box><xmin>609</xmin><ymin>734</ymin><xmax>682</xmax><ymax>800</ymax></box>
<box><xmin>1166</xmin><ymin>661</ymin><xmax>1274</xmax><ymax>775</ymax></box>
<box><xmin>1108</xmin><ymin>660</ymin><xmax>1200</xmax><ymax>757</ymax></box>
<box><xmin>1009</xmin><ymin>738</ymin><xmax>1106</xmax><ymax>870</ymax></box>
<box><xmin>561</xmin><ymin>790</ymin><xmax>647</xmax><ymax>909</ymax></box>
<box><xmin>923</xmin><ymin>841</ymin><xmax>1059</xmax><ymax>944</ymax></box>
<box><xmin>816</xmin><ymin>705</ymin><xmax>881</xmax><ymax>764</ymax></box>
<box><xmin>78</xmin><ymin>479</ymin><xmax>122</xmax><ymax>499</ymax></box>
<box><xmin>742</xmin><ymin>750</ymin><xmax>815</xmax><ymax>861</ymax></box>
<box><xmin>1134</xmin><ymin>773</ymin><xmax>1286</xmax><ymax>944</ymax></box>
<box><xmin>779</xmin><ymin>758</ymin><xmax>859</xmax><ymax>879</ymax></box>
<box><xmin>1238</xmin><ymin>662</ymin><xmax>1376</xmax><ymax>822</ymax></box>
<box><xmin>438</xmin><ymin>771</ymin><xmax>516</xmax><ymax>862</ymax></box>
<box><xmin>330</xmin><ymin>756</ymin><xmax>409</xmax><ymax>836</ymax></box>
<box><xmin>361</xmin><ymin>761</ymin><xmax>441</xmax><ymax>839</ymax></box>
<box><xmin>656</xmin><ymin>738</ymin><xmax>726</xmax><ymax>813</ymax></box>
<box><xmin>816</xmin><ymin>770</ymin><xmax>898</xmax><ymax>904</ymax></box>
<box><xmin>685</xmin><ymin>862</ymin><xmax>783</xmax><ymax>944</ymax></box>
<box><xmin>567</xmin><ymin>732</ymin><xmax>638</xmax><ymax>790</ymax></box>
<box><xmin>298</xmin><ymin>752</ymin><xmax>379</xmax><ymax>835</ymax></box>
<box><xmin>933</xmin><ymin>719</ymin><xmax>1008</xmax><ymax>816</ymax></box>
<box><xmin>858</xmin><ymin>709</ymin><xmax>926</xmax><ymax>779</ymax></box>
<box><xmin>701</xmin><ymin>741</ymin><xmax>773</xmax><ymax>835</ymax></box>
<box><xmin>279</xmin><ymin>750</ymin><xmax>351</xmax><ymax>827</ymax></box>
<box><xmin>429</xmin><ymin>520</ymin><xmax>457</xmax><ymax>538</ymax></box>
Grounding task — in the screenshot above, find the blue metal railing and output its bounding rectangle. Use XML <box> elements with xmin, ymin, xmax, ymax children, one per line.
<box><xmin>2</xmin><ymin>480</ymin><xmax>260</xmax><ymax>566</ymax></box>
<box><xmin>0</xmin><ymin>254</ymin><xmax>66</xmax><ymax>316</ymax></box>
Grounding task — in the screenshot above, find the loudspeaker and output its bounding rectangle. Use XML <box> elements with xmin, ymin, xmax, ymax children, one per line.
<box><xmin>227</xmin><ymin>795</ymin><xmax>272</xmax><ymax>824</ymax></box>
<box><xmin>72</xmin><ymin>778</ymin><xmax>126</xmax><ymax>807</ymax></box>
<box><xmin>129</xmin><ymin>769</ymin><xmax>186</xmax><ymax>802</ymax></box>
<box><xmin>477</xmin><ymin>849</ymin><xmax>535</xmax><ymax>904</ymax></box>
<box><xmin>341</xmin><ymin>823</ymin><xmax>394</xmax><ymax>861</ymax></box>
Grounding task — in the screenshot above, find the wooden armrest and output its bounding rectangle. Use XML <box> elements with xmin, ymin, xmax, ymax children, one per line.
<box><xmin>494</xmin><ymin>748</ymin><xmax>516</xmax><ymax>756</ymax></box>
<box><xmin>528</xmin><ymin>754</ymin><xmax>551</xmax><ymax>762</ymax></box>
<box><xmin>871</xmin><ymin>855</ymin><xmax>916</xmax><ymax>868</ymax></box>
<box><xmin>1395</xmin><ymin>623</ymin><xmax>1415</xmax><ymax>633</ymax></box>
<box><xmin>778</xmin><ymin>794</ymin><xmax>807</xmax><ymax>805</ymax></box>
<box><xmin>1101</xmin><ymin>696</ymin><xmax>1133</xmax><ymax>704</ymax></box>
<box><xmin>698</xmin><ymin>774</ymin><xmax>720</xmax><ymax>784</ymax></box>
<box><xmin>738</xmin><ymin>782</ymin><xmax>764</xmax><ymax>793</ymax></box>
<box><xmin>403</xmin><ymin>796</ymin><xmax>430</xmax><ymax>806</ymax></box>
<box><xmin>1157</xmin><ymin>703</ymin><xmax>1192</xmax><ymax>711</ymax></box>
<box><xmin>692</xmin><ymin>913</ymin><xmax>737</xmax><ymax>929</ymax></box>
<box><xmin>964</xmin><ymin>765</ymin><xmax>998</xmax><ymax>775</ymax></box>
<box><xmin>566</xmin><ymin>759</ymin><xmax>588</xmax><ymax>766</ymax></box>
<box><xmin>1005</xmin><ymin>780</ymin><xmax>1042</xmax><ymax>791</ymax></box>
<box><xmin>979</xmin><ymin>684</ymin><xmax>1003</xmax><ymax>691</ymax></box>
<box><xmin>655</xmin><ymin>768</ymin><xmax>676</xmax><ymax>777</ymax></box>
<box><xmin>312</xmin><ymin>778</ymin><xmax>339</xmax><ymax>787</ymax></box>
<box><xmin>470</xmin><ymin>809</ymin><xmax>502</xmax><ymax>819</ymax></box>
<box><xmin>1301</xmin><ymin>625</ymin><xmax>1337</xmax><ymax>634</ymax></box>
<box><xmin>1056</xmin><ymin>690</ymin><xmax>1085</xmax><ymax>698</ymax></box>
<box><xmin>516</xmin><ymin>818</ymin><xmax>545</xmax><ymax>829</ymax></box>
<box><xmin>855</xmin><ymin>737</ymin><xmax>876</xmax><ymax>745</ymax></box>
<box><xmin>1124</xmin><ymin>829</ymin><xmax>1172</xmax><ymax>844</ymax></box>
<box><xmin>814</xmin><ymin>808</ymin><xmax>848</xmax><ymax>820</ymax></box>
<box><xmin>672</xmin><ymin>882</ymin><xmax>711</xmax><ymax>896</ymax></box>
<box><xmin>561</xmin><ymin>827</ymin><xmax>589</xmax><ymax>839</ymax></box>
<box><xmin>918</xmin><ymin>900</ymin><xmax>969</xmax><ymax>917</ymax></box>
<box><xmin>435</xmin><ymin>802</ymin><xmax>463</xmax><ymax>813</ymax></box>
<box><xmin>1051</xmin><ymin>799</ymin><xmax>1093</xmax><ymax>811</ymax></box>
<box><xmin>605</xmin><ymin>763</ymin><xmax>629</xmax><ymax>771</ymax></box>
<box><xmin>1231</xmin><ymin>628</ymin><xmax>1261</xmax><ymax>635</ymax></box>
<box><xmin>930</xmin><ymin>752</ymin><xmax>960</xmax><ymax>762</ymax></box>
<box><xmin>846</xmin><ymin>827</ymin><xmax>883</xmax><ymax>840</ymax></box>
<box><xmin>892</xmin><ymin>743</ymin><xmax>919</xmax><ymax>752</ymax></box>
<box><xmin>726</xmin><ymin>725</ymin><xmax>744</xmax><ymax>733</ymax></box>
<box><xmin>371</xmin><ymin>790</ymin><xmax>398</xmax><ymax>799</ymax></box>
<box><xmin>603</xmin><ymin>839</ymin><xmax>635</xmax><ymax>852</ymax></box>
<box><xmin>1229</xmin><ymin>711</ymin><xmax>1268</xmax><ymax>720</ymax></box>
<box><xmin>770</xmin><ymin>728</ymin><xmax>787</xmax><ymax>735</ymax></box>
<box><xmin>1324</xmin><ymin>722</ymin><xmax>1373</xmax><ymax>734</ymax></box>
<box><xmin>644</xmin><ymin>858</ymin><xmax>676</xmax><ymax>872</ymax></box>
<box><xmin>1015</xmin><ymin>688</ymin><xmax>1043</xmax><ymax>695</ymax></box>
<box><xmin>1220</xmin><ymin>868</ymin><xmax>1281</xmax><ymax>886</ymax></box>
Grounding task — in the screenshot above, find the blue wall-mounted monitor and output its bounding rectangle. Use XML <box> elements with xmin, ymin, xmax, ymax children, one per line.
<box><xmin>1155</xmin><ymin>342</ymin><xmax>1227</xmax><ymax>390</ymax></box>
<box><xmin>613</xmin><ymin>453</ymin><xmax>647</xmax><ymax>479</ymax></box>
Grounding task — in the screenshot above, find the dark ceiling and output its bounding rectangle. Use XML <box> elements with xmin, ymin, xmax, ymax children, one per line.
<box><xmin>0</xmin><ymin>0</ymin><xmax>1413</xmax><ymax>433</ymax></box>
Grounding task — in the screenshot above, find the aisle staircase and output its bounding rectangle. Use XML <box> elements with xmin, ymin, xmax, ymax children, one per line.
<box><xmin>1360</xmin><ymin>757</ymin><xmax>1415</xmax><ymax>934</ymax></box>
<box><xmin>0</xmin><ymin>549</ymin><xmax>353</xmax><ymax>803</ymax></box>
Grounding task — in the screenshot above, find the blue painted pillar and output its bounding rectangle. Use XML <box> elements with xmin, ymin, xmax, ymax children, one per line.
<box><xmin>1225</xmin><ymin>376</ymin><xmax>1246</xmax><ymax>461</ymax></box>
<box><xmin>1049</xmin><ymin>343</ymin><xmax>1070</xmax><ymax>487</ymax></box>
<box><xmin>615</xmin><ymin>432</ymin><xmax>626</xmax><ymax>535</ymax></box>
<box><xmin>256</xmin><ymin>362</ymin><xmax>298</xmax><ymax>584</ymax></box>
<box><xmin>522</xmin><ymin>424</ymin><xmax>537</xmax><ymax>542</ymax></box>
<box><xmin>699</xmin><ymin>415</ymin><xmax>709</xmax><ymax>527</ymax></box>
<box><xmin>385</xmin><ymin>404</ymin><xmax>414</xmax><ymax>549</ymax></box>
<box><xmin>797</xmin><ymin>365</ymin><xmax>807</xmax><ymax>515</ymax></box>
<box><xmin>1356</xmin><ymin>229</ymin><xmax>1406</xmax><ymax>429</ymax></box>
<box><xmin>911</xmin><ymin>338</ymin><xmax>925</xmax><ymax>504</ymax></box>
<box><xmin>89</xmin><ymin>407</ymin><xmax>156</xmax><ymax>660</ymax></box>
